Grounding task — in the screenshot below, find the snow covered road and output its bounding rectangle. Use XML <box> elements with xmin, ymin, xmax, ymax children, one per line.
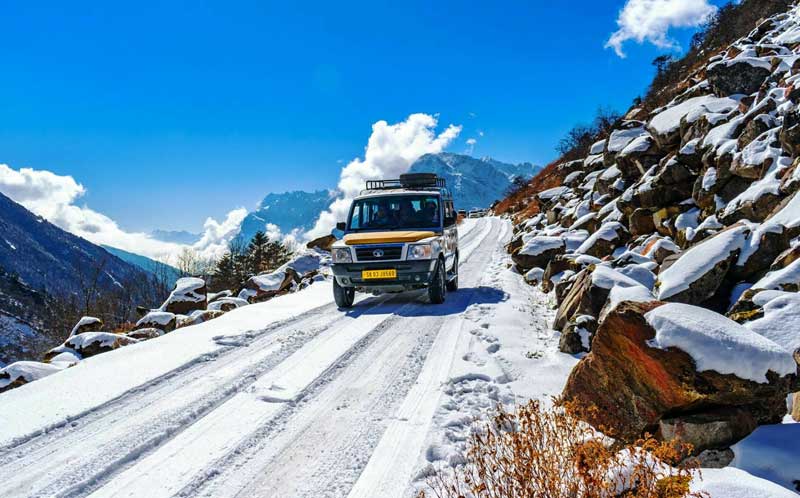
<box><xmin>0</xmin><ymin>217</ymin><xmax>795</xmax><ymax>498</ymax></box>
<box><xmin>0</xmin><ymin>217</ymin><xmax>565</xmax><ymax>498</ymax></box>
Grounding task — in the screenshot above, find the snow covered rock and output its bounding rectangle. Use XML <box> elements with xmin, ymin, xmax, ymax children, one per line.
<box><xmin>207</xmin><ymin>297</ymin><xmax>249</xmax><ymax>312</ymax></box>
<box><xmin>575</xmin><ymin>222</ymin><xmax>629</xmax><ymax>258</ymax></box>
<box><xmin>136</xmin><ymin>311</ymin><xmax>177</xmax><ymax>332</ymax></box>
<box><xmin>563</xmin><ymin>301</ymin><xmax>797</xmax><ymax>446</ymax></box>
<box><xmin>126</xmin><ymin>328</ymin><xmax>164</xmax><ymax>341</ymax></box>
<box><xmin>707</xmin><ymin>59</ymin><xmax>771</xmax><ymax>97</ymax></box>
<box><xmin>0</xmin><ymin>361</ymin><xmax>63</xmax><ymax>392</ymax></box>
<box><xmin>240</xmin><ymin>269</ymin><xmax>298</xmax><ymax>303</ymax></box>
<box><xmin>511</xmin><ymin>235</ymin><xmax>566</xmax><ymax>272</ymax></box>
<box><xmin>655</xmin><ymin>224</ymin><xmax>750</xmax><ymax>304</ymax></box>
<box><xmin>306</xmin><ymin>234</ymin><xmax>336</xmax><ymax>252</ymax></box>
<box><xmin>160</xmin><ymin>277</ymin><xmax>207</xmax><ymax>315</ymax></box>
<box><xmin>68</xmin><ymin>316</ymin><xmax>103</xmax><ymax>338</ymax></box>
<box><xmin>65</xmin><ymin>332</ymin><xmax>138</xmax><ymax>358</ymax></box>
<box><xmin>177</xmin><ymin>309</ymin><xmax>225</xmax><ymax>328</ymax></box>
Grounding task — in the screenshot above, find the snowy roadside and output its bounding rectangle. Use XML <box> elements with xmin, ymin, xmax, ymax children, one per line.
<box><xmin>0</xmin><ymin>282</ymin><xmax>336</xmax><ymax>447</ymax></box>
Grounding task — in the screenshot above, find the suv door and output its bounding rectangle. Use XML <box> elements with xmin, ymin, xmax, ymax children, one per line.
<box><xmin>443</xmin><ymin>199</ymin><xmax>458</xmax><ymax>271</ymax></box>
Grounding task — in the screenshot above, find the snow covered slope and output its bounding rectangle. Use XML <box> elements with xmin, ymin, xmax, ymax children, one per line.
<box><xmin>409</xmin><ymin>152</ymin><xmax>541</xmax><ymax>210</ymax></box>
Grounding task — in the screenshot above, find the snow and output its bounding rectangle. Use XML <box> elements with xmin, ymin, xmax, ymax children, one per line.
<box><xmin>160</xmin><ymin>277</ymin><xmax>206</xmax><ymax>310</ymax></box>
<box><xmin>645</xmin><ymin>303</ymin><xmax>796</xmax><ymax>383</ymax></box>
<box><xmin>68</xmin><ymin>316</ymin><xmax>102</xmax><ymax>338</ymax></box>
<box><xmin>728</xmin><ymin>423</ymin><xmax>800</xmax><ymax>493</ymax></box>
<box><xmin>575</xmin><ymin>221</ymin><xmax>624</xmax><ymax>254</ymax></box>
<box><xmin>601</xmin><ymin>284</ymin><xmax>655</xmax><ymax>321</ymax></box>
<box><xmin>752</xmin><ymin>259</ymin><xmax>800</xmax><ymax>291</ymax></box>
<box><xmin>746</xmin><ymin>293</ymin><xmax>800</xmax><ymax>352</ymax></box>
<box><xmin>590</xmin><ymin>139</ymin><xmax>606</xmax><ymax>155</ymax></box>
<box><xmin>249</xmin><ymin>270</ymin><xmax>288</xmax><ymax>291</ymax></box>
<box><xmin>0</xmin><ymin>361</ymin><xmax>63</xmax><ymax>390</ymax></box>
<box><xmin>649</xmin><ymin>96</ymin><xmax>739</xmax><ymax>136</ymax></box>
<box><xmin>607</xmin><ymin>125</ymin><xmax>646</xmax><ymax>153</ymax></box>
<box><xmin>537</xmin><ymin>186</ymin><xmax>570</xmax><ymax>202</ymax></box>
<box><xmin>519</xmin><ymin>235</ymin><xmax>565</xmax><ymax>256</ymax></box>
<box><xmin>692</xmin><ymin>467</ymin><xmax>799</xmax><ymax>498</ymax></box>
<box><xmin>590</xmin><ymin>264</ymin><xmax>644</xmax><ymax>290</ymax></box>
<box><xmin>65</xmin><ymin>332</ymin><xmax>136</xmax><ymax>351</ymax></box>
<box><xmin>656</xmin><ymin>225</ymin><xmax>749</xmax><ymax>300</ymax></box>
<box><xmin>136</xmin><ymin>311</ymin><xmax>176</xmax><ymax>327</ymax></box>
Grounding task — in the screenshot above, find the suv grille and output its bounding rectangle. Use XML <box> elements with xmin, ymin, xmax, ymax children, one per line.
<box><xmin>355</xmin><ymin>245</ymin><xmax>403</xmax><ymax>261</ymax></box>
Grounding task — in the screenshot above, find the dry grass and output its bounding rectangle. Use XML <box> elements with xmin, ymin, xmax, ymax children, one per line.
<box><xmin>420</xmin><ymin>400</ymin><xmax>706</xmax><ymax>498</ymax></box>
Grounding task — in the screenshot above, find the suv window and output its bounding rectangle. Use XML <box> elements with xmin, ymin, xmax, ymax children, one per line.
<box><xmin>349</xmin><ymin>195</ymin><xmax>441</xmax><ymax>231</ymax></box>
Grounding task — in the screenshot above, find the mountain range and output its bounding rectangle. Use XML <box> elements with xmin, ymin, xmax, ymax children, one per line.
<box><xmin>239</xmin><ymin>153</ymin><xmax>540</xmax><ymax>241</ymax></box>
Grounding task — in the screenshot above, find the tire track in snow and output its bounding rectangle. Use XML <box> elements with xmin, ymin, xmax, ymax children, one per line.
<box><xmin>0</xmin><ymin>294</ymin><xmax>407</xmax><ymax>498</ymax></box>
<box><xmin>189</xmin><ymin>219</ymin><xmax>503</xmax><ymax>498</ymax></box>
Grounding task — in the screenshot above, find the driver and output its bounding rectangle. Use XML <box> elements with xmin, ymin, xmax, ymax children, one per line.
<box><xmin>370</xmin><ymin>204</ymin><xmax>392</xmax><ymax>227</ymax></box>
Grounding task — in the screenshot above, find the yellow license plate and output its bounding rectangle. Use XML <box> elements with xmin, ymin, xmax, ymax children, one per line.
<box><xmin>362</xmin><ymin>269</ymin><xmax>397</xmax><ymax>280</ymax></box>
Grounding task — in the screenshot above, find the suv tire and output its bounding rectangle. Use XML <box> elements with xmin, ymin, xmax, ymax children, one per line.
<box><xmin>428</xmin><ymin>260</ymin><xmax>447</xmax><ymax>304</ymax></box>
<box><xmin>446</xmin><ymin>256</ymin><xmax>459</xmax><ymax>292</ymax></box>
<box><xmin>333</xmin><ymin>278</ymin><xmax>355</xmax><ymax>308</ymax></box>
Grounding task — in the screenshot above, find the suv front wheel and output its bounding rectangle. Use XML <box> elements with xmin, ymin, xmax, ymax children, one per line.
<box><xmin>428</xmin><ymin>260</ymin><xmax>447</xmax><ymax>304</ymax></box>
<box><xmin>333</xmin><ymin>278</ymin><xmax>355</xmax><ymax>308</ymax></box>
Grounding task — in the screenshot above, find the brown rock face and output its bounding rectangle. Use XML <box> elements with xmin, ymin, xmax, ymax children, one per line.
<box><xmin>306</xmin><ymin>234</ymin><xmax>337</xmax><ymax>252</ymax></box>
<box><xmin>562</xmin><ymin>301</ymin><xmax>796</xmax><ymax>445</ymax></box>
<box><xmin>553</xmin><ymin>267</ymin><xmax>610</xmax><ymax>332</ymax></box>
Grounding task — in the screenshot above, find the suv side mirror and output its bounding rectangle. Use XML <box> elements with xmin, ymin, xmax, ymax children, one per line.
<box><xmin>444</xmin><ymin>215</ymin><xmax>456</xmax><ymax>227</ymax></box>
<box><xmin>336</xmin><ymin>222</ymin><xmax>346</xmax><ymax>231</ymax></box>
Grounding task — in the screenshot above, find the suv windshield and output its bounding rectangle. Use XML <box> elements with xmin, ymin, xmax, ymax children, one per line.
<box><xmin>348</xmin><ymin>195</ymin><xmax>441</xmax><ymax>231</ymax></box>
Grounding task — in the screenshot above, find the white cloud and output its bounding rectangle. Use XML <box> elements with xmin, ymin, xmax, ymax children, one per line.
<box><xmin>606</xmin><ymin>0</ymin><xmax>717</xmax><ymax>58</ymax></box>
<box><xmin>465</xmin><ymin>138</ymin><xmax>477</xmax><ymax>155</ymax></box>
<box><xmin>305</xmin><ymin>113</ymin><xmax>462</xmax><ymax>239</ymax></box>
<box><xmin>0</xmin><ymin>163</ymin><xmax>246</xmax><ymax>263</ymax></box>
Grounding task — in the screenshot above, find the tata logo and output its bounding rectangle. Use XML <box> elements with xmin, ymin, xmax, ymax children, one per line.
<box><xmin>373</xmin><ymin>249</ymin><xmax>385</xmax><ymax>258</ymax></box>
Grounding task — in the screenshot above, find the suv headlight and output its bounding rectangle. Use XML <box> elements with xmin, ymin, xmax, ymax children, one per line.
<box><xmin>407</xmin><ymin>243</ymin><xmax>434</xmax><ymax>260</ymax></box>
<box><xmin>332</xmin><ymin>247</ymin><xmax>353</xmax><ymax>263</ymax></box>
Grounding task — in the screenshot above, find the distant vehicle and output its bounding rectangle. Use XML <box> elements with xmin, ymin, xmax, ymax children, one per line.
<box><xmin>330</xmin><ymin>173</ymin><xmax>459</xmax><ymax>308</ymax></box>
<box><xmin>457</xmin><ymin>209</ymin><xmax>467</xmax><ymax>218</ymax></box>
<box><xmin>468</xmin><ymin>209</ymin><xmax>487</xmax><ymax>218</ymax></box>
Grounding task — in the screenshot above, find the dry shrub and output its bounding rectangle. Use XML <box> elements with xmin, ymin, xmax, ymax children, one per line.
<box><xmin>422</xmin><ymin>399</ymin><xmax>706</xmax><ymax>498</ymax></box>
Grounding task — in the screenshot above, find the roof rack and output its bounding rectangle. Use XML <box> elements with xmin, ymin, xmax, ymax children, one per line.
<box><xmin>365</xmin><ymin>173</ymin><xmax>447</xmax><ymax>192</ymax></box>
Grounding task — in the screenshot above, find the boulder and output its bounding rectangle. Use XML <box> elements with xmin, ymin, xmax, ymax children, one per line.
<box><xmin>68</xmin><ymin>316</ymin><xmax>103</xmax><ymax>338</ymax></box>
<box><xmin>553</xmin><ymin>265</ymin><xmax>643</xmax><ymax>331</ymax></box>
<box><xmin>780</xmin><ymin>110</ymin><xmax>800</xmax><ymax>157</ymax></box>
<box><xmin>65</xmin><ymin>332</ymin><xmax>139</xmax><ymax>359</ymax></box>
<box><xmin>511</xmin><ymin>236</ymin><xmax>566</xmax><ymax>272</ymax></box>
<box><xmin>126</xmin><ymin>328</ymin><xmax>165</xmax><ymax>341</ymax></box>
<box><xmin>0</xmin><ymin>361</ymin><xmax>63</xmax><ymax>393</ymax></box>
<box><xmin>178</xmin><ymin>309</ymin><xmax>225</xmax><ymax>328</ymax></box>
<box><xmin>658</xmin><ymin>409</ymin><xmax>757</xmax><ymax>454</ymax></box>
<box><xmin>240</xmin><ymin>269</ymin><xmax>299</xmax><ymax>303</ymax></box>
<box><xmin>655</xmin><ymin>225</ymin><xmax>749</xmax><ymax>305</ymax></box>
<box><xmin>562</xmin><ymin>301</ymin><xmax>797</xmax><ymax>445</ymax></box>
<box><xmin>558</xmin><ymin>315</ymin><xmax>597</xmax><ymax>354</ymax></box>
<box><xmin>628</xmin><ymin>208</ymin><xmax>656</xmax><ymax>237</ymax></box>
<box><xmin>136</xmin><ymin>311</ymin><xmax>177</xmax><ymax>332</ymax></box>
<box><xmin>707</xmin><ymin>60</ymin><xmax>770</xmax><ymax>96</ymax></box>
<box><xmin>575</xmin><ymin>222</ymin><xmax>629</xmax><ymax>258</ymax></box>
<box><xmin>306</xmin><ymin>234</ymin><xmax>337</xmax><ymax>252</ymax></box>
<box><xmin>615</xmin><ymin>134</ymin><xmax>662</xmax><ymax>178</ymax></box>
<box><xmin>161</xmin><ymin>277</ymin><xmax>207</xmax><ymax>315</ymax></box>
<box><xmin>208</xmin><ymin>297</ymin><xmax>249</xmax><ymax>312</ymax></box>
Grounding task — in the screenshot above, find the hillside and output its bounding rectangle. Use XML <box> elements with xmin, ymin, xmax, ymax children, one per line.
<box><xmin>499</xmin><ymin>0</ymin><xmax>800</xmax><ymax>487</ymax></box>
<box><xmin>0</xmin><ymin>192</ymin><xmax>161</xmax><ymax>363</ymax></box>
<box><xmin>409</xmin><ymin>153</ymin><xmax>540</xmax><ymax>210</ymax></box>
<box><xmin>102</xmin><ymin>245</ymin><xmax>181</xmax><ymax>287</ymax></box>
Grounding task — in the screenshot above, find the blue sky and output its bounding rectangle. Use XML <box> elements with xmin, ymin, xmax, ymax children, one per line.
<box><xmin>0</xmin><ymin>0</ymin><xmax>724</xmax><ymax>233</ymax></box>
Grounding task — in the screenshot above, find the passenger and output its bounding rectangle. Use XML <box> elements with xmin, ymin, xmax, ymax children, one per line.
<box><xmin>422</xmin><ymin>200</ymin><xmax>439</xmax><ymax>225</ymax></box>
<box><xmin>397</xmin><ymin>201</ymin><xmax>418</xmax><ymax>226</ymax></box>
<box><xmin>370</xmin><ymin>205</ymin><xmax>392</xmax><ymax>227</ymax></box>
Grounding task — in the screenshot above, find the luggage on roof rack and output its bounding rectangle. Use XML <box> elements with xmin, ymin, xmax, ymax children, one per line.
<box><xmin>364</xmin><ymin>173</ymin><xmax>446</xmax><ymax>191</ymax></box>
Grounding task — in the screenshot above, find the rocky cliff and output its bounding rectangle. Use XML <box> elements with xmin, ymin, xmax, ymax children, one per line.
<box><xmin>502</xmin><ymin>2</ymin><xmax>800</xmax><ymax>459</ymax></box>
